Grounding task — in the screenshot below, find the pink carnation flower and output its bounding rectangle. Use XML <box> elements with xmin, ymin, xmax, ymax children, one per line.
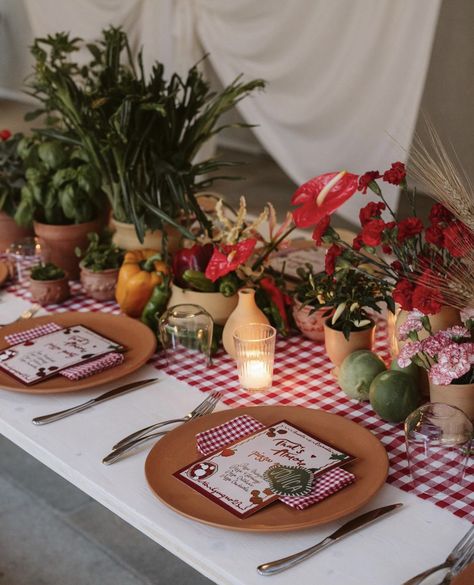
<box><xmin>444</xmin><ymin>326</ymin><xmax>470</xmax><ymax>340</ymax></box>
<box><xmin>429</xmin><ymin>364</ymin><xmax>456</xmax><ymax>385</ymax></box>
<box><xmin>421</xmin><ymin>331</ymin><xmax>450</xmax><ymax>358</ymax></box>
<box><xmin>398</xmin><ymin>318</ymin><xmax>424</xmax><ymax>341</ymax></box>
<box><xmin>397</xmin><ymin>341</ymin><xmax>422</xmax><ymax>368</ymax></box>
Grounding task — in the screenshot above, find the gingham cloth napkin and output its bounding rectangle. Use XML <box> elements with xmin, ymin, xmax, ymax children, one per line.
<box><xmin>4</xmin><ymin>323</ymin><xmax>124</xmax><ymax>381</ymax></box>
<box><xmin>196</xmin><ymin>414</ymin><xmax>356</xmax><ymax>510</ymax></box>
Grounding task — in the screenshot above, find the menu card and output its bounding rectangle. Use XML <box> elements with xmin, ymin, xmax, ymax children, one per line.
<box><xmin>0</xmin><ymin>325</ymin><xmax>124</xmax><ymax>384</ymax></box>
<box><xmin>175</xmin><ymin>421</ymin><xmax>354</xmax><ymax>518</ymax></box>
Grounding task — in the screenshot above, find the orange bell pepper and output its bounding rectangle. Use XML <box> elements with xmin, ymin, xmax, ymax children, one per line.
<box><xmin>115</xmin><ymin>249</ymin><xmax>169</xmax><ymax>317</ymax></box>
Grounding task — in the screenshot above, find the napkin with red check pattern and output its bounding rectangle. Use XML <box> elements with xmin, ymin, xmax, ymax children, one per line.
<box><xmin>4</xmin><ymin>322</ymin><xmax>124</xmax><ymax>381</ymax></box>
<box><xmin>196</xmin><ymin>414</ymin><xmax>356</xmax><ymax>510</ymax></box>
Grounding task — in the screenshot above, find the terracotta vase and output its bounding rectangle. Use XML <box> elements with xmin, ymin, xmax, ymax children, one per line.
<box><xmin>429</xmin><ymin>381</ymin><xmax>474</xmax><ymax>421</ymax></box>
<box><xmin>80</xmin><ymin>266</ymin><xmax>119</xmax><ymax>301</ymax></box>
<box><xmin>0</xmin><ymin>211</ymin><xmax>33</xmax><ymax>251</ymax></box>
<box><xmin>167</xmin><ymin>283</ymin><xmax>238</xmax><ymax>326</ymax></box>
<box><xmin>324</xmin><ymin>318</ymin><xmax>375</xmax><ymax>369</ymax></box>
<box><xmin>34</xmin><ymin>218</ymin><xmax>102</xmax><ymax>280</ymax></box>
<box><xmin>29</xmin><ymin>276</ymin><xmax>70</xmax><ymax>306</ymax></box>
<box><xmin>292</xmin><ymin>300</ymin><xmax>326</xmax><ymax>342</ymax></box>
<box><xmin>222</xmin><ymin>288</ymin><xmax>269</xmax><ymax>357</ymax></box>
<box><xmin>111</xmin><ymin>218</ymin><xmax>182</xmax><ymax>253</ymax></box>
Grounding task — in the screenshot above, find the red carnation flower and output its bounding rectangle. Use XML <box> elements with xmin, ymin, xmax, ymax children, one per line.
<box><xmin>425</xmin><ymin>225</ymin><xmax>444</xmax><ymax>247</ymax></box>
<box><xmin>392</xmin><ymin>279</ymin><xmax>414</xmax><ymax>310</ymax></box>
<box><xmin>358</xmin><ymin>171</ymin><xmax>381</xmax><ymax>194</ymax></box>
<box><xmin>361</xmin><ymin>219</ymin><xmax>385</xmax><ymax>247</ymax></box>
<box><xmin>397</xmin><ymin>217</ymin><xmax>423</xmax><ymax>242</ymax></box>
<box><xmin>352</xmin><ymin>233</ymin><xmax>364</xmax><ymax>251</ymax></box>
<box><xmin>312</xmin><ymin>214</ymin><xmax>330</xmax><ymax>245</ymax></box>
<box><xmin>324</xmin><ymin>244</ymin><xmax>342</xmax><ymax>275</ymax></box>
<box><xmin>205</xmin><ymin>239</ymin><xmax>257</xmax><ymax>282</ymax></box>
<box><xmin>412</xmin><ymin>285</ymin><xmax>443</xmax><ymax>315</ymax></box>
<box><xmin>382</xmin><ymin>244</ymin><xmax>392</xmax><ymax>254</ymax></box>
<box><xmin>391</xmin><ymin>260</ymin><xmax>403</xmax><ymax>272</ymax></box>
<box><xmin>443</xmin><ymin>221</ymin><xmax>473</xmax><ymax>258</ymax></box>
<box><xmin>383</xmin><ymin>162</ymin><xmax>406</xmax><ymax>186</ymax></box>
<box><xmin>359</xmin><ymin>201</ymin><xmax>386</xmax><ymax>226</ymax></box>
<box><xmin>0</xmin><ymin>129</ymin><xmax>12</xmax><ymax>141</ymax></box>
<box><xmin>429</xmin><ymin>203</ymin><xmax>453</xmax><ymax>225</ymax></box>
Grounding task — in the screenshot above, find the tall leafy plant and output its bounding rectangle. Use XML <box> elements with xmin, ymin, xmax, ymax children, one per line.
<box><xmin>26</xmin><ymin>27</ymin><xmax>265</xmax><ymax>242</ymax></box>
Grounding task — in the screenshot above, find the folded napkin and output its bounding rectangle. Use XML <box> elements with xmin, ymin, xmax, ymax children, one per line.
<box><xmin>196</xmin><ymin>414</ymin><xmax>356</xmax><ymax>510</ymax></box>
<box><xmin>4</xmin><ymin>322</ymin><xmax>124</xmax><ymax>381</ymax></box>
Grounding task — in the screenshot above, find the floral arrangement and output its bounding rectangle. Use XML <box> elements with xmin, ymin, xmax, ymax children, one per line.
<box><xmin>294</xmin><ymin>262</ymin><xmax>393</xmax><ymax>340</ymax></box>
<box><xmin>291</xmin><ymin>160</ymin><xmax>474</xmax><ymax>316</ymax></box>
<box><xmin>397</xmin><ymin>311</ymin><xmax>474</xmax><ymax>385</ymax></box>
<box><xmin>171</xmin><ymin>197</ymin><xmax>294</xmax><ymax>333</ymax></box>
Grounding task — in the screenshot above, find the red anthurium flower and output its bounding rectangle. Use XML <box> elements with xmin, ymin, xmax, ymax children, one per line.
<box><xmin>312</xmin><ymin>214</ymin><xmax>330</xmax><ymax>245</ymax></box>
<box><xmin>291</xmin><ymin>171</ymin><xmax>359</xmax><ymax>229</ymax></box>
<box><xmin>205</xmin><ymin>239</ymin><xmax>257</xmax><ymax>282</ymax></box>
<box><xmin>0</xmin><ymin>129</ymin><xmax>12</xmax><ymax>141</ymax></box>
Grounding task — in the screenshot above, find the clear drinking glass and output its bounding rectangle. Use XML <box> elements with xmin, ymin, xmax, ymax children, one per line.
<box><xmin>158</xmin><ymin>304</ymin><xmax>214</xmax><ymax>372</ymax></box>
<box><xmin>405</xmin><ymin>402</ymin><xmax>473</xmax><ymax>496</ymax></box>
<box><xmin>6</xmin><ymin>237</ymin><xmax>47</xmax><ymax>283</ymax></box>
<box><xmin>233</xmin><ymin>323</ymin><xmax>276</xmax><ymax>393</ymax></box>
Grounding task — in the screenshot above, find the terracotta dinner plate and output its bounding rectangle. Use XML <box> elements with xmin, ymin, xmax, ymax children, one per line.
<box><xmin>452</xmin><ymin>562</ymin><xmax>474</xmax><ymax>585</ymax></box>
<box><xmin>145</xmin><ymin>406</ymin><xmax>389</xmax><ymax>532</ymax></box>
<box><xmin>0</xmin><ymin>312</ymin><xmax>157</xmax><ymax>394</ymax></box>
<box><xmin>0</xmin><ymin>261</ymin><xmax>9</xmax><ymax>287</ymax></box>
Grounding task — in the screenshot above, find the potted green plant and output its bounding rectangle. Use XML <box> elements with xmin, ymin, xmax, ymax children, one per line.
<box><xmin>25</xmin><ymin>27</ymin><xmax>264</xmax><ymax>252</ymax></box>
<box><xmin>295</xmin><ymin>263</ymin><xmax>394</xmax><ymax>367</ymax></box>
<box><xmin>29</xmin><ymin>262</ymin><xmax>70</xmax><ymax>305</ymax></box>
<box><xmin>76</xmin><ymin>232</ymin><xmax>124</xmax><ymax>301</ymax></box>
<box><xmin>0</xmin><ymin>130</ymin><xmax>34</xmax><ymax>250</ymax></box>
<box><xmin>14</xmin><ymin>134</ymin><xmax>105</xmax><ymax>278</ymax></box>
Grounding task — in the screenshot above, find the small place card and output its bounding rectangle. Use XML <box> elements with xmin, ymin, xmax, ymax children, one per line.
<box><xmin>0</xmin><ymin>325</ymin><xmax>124</xmax><ymax>384</ymax></box>
<box><xmin>175</xmin><ymin>420</ymin><xmax>354</xmax><ymax>518</ymax></box>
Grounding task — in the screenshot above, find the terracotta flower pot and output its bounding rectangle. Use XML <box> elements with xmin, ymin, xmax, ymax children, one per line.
<box><xmin>429</xmin><ymin>381</ymin><xmax>474</xmax><ymax>421</ymax></box>
<box><xmin>0</xmin><ymin>211</ymin><xmax>33</xmax><ymax>251</ymax></box>
<box><xmin>29</xmin><ymin>276</ymin><xmax>70</xmax><ymax>306</ymax></box>
<box><xmin>324</xmin><ymin>318</ymin><xmax>375</xmax><ymax>369</ymax></box>
<box><xmin>395</xmin><ymin>306</ymin><xmax>462</xmax><ymax>352</ymax></box>
<box><xmin>292</xmin><ymin>299</ymin><xmax>327</xmax><ymax>342</ymax></box>
<box><xmin>80</xmin><ymin>265</ymin><xmax>119</xmax><ymax>301</ymax></box>
<box><xmin>111</xmin><ymin>218</ymin><xmax>182</xmax><ymax>253</ymax></box>
<box><xmin>167</xmin><ymin>283</ymin><xmax>238</xmax><ymax>326</ymax></box>
<box><xmin>34</xmin><ymin>218</ymin><xmax>102</xmax><ymax>280</ymax></box>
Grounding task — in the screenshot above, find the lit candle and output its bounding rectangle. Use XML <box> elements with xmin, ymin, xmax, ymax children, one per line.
<box><xmin>239</xmin><ymin>359</ymin><xmax>272</xmax><ymax>392</ymax></box>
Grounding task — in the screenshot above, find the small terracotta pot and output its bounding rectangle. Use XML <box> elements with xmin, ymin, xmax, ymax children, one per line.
<box><xmin>324</xmin><ymin>318</ymin><xmax>375</xmax><ymax>368</ymax></box>
<box><xmin>167</xmin><ymin>283</ymin><xmax>238</xmax><ymax>326</ymax></box>
<box><xmin>29</xmin><ymin>276</ymin><xmax>70</xmax><ymax>306</ymax></box>
<box><xmin>395</xmin><ymin>306</ymin><xmax>462</xmax><ymax>353</ymax></box>
<box><xmin>0</xmin><ymin>211</ymin><xmax>34</xmax><ymax>251</ymax></box>
<box><xmin>429</xmin><ymin>381</ymin><xmax>474</xmax><ymax>421</ymax></box>
<box><xmin>80</xmin><ymin>265</ymin><xmax>119</xmax><ymax>301</ymax></box>
<box><xmin>34</xmin><ymin>217</ymin><xmax>102</xmax><ymax>280</ymax></box>
<box><xmin>292</xmin><ymin>299</ymin><xmax>327</xmax><ymax>342</ymax></box>
<box><xmin>111</xmin><ymin>218</ymin><xmax>182</xmax><ymax>253</ymax></box>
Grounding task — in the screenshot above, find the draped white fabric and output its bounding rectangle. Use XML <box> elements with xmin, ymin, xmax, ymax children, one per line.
<box><xmin>176</xmin><ymin>0</ymin><xmax>441</xmax><ymax>221</ymax></box>
<box><xmin>22</xmin><ymin>0</ymin><xmax>441</xmax><ymax>222</ymax></box>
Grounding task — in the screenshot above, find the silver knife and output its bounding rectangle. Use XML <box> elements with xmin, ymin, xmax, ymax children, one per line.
<box><xmin>32</xmin><ymin>378</ymin><xmax>158</xmax><ymax>425</ymax></box>
<box><xmin>257</xmin><ymin>502</ymin><xmax>403</xmax><ymax>576</ymax></box>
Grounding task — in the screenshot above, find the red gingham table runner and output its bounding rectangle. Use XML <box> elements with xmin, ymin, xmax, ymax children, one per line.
<box><xmin>5</xmin><ymin>280</ymin><xmax>474</xmax><ymax>522</ymax></box>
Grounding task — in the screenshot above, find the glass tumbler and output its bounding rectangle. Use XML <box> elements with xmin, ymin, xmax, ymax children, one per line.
<box><xmin>6</xmin><ymin>237</ymin><xmax>47</xmax><ymax>283</ymax></box>
<box><xmin>233</xmin><ymin>323</ymin><xmax>276</xmax><ymax>393</ymax></box>
<box><xmin>405</xmin><ymin>402</ymin><xmax>473</xmax><ymax>497</ymax></box>
<box><xmin>158</xmin><ymin>304</ymin><xmax>214</xmax><ymax>372</ymax></box>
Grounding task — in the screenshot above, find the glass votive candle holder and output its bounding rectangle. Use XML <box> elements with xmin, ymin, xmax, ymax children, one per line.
<box><xmin>233</xmin><ymin>323</ymin><xmax>276</xmax><ymax>393</ymax></box>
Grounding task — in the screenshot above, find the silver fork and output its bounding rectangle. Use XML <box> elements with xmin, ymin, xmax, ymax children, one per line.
<box><xmin>439</xmin><ymin>536</ymin><xmax>474</xmax><ymax>584</ymax></box>
<box><xmin>0</xmin><ymin>304</ymin><xmax>41</xmax><ymax>327</ymax></box>
<box><xmin>102</xmin><ymin>391</ymin><xmax>222</xmax><ymax>465</ymax></box>
<box><xmin>112</xmin><ymin>390</ymin><xmax>223</xmax><ymax>450</ymax></box>
<box><xmin>402</xmin><ymin>526</ymin><xmax>474</xmax><ymax>585</ymax></box>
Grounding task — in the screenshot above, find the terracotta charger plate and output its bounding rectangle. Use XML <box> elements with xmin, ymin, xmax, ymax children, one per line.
<box><xmin>452</xmin><ymin>563</ymin><xmax>474</xmax><ymax>585</ymax></box>
<box><xmin>145</xmin><ymin>405</ymin><xmax>389</xmax><ymax>532</ymax></box>
<box><xmin>0</xmin><ymin>312</ymin><xmax>157</xmax><ymax>394</ymax></box>
<box><xmin>0</xmin><ymin>261</ymin><xmax>9</xmax><ymax>287</ymax></box>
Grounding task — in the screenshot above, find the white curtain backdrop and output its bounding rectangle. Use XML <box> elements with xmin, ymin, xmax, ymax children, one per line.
<box><xmin>21</xmin><ymin>0</ymin><xmax>441</xmax><ymax>222</ymax></box>
<box><xmin>175</xmin><ymin>0</ymin><xmax>441</xmax><ymax>222</ymax></box>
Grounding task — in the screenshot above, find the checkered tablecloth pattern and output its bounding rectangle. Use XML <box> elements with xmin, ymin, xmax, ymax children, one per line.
<box><xmin>5</xmin><ymin>279</ymin><xmax>473</xmax><ymax>521</ymax></box>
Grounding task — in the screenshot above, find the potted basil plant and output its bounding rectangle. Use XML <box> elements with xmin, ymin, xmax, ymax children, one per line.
<box><xmin>29</xmin><ymin>262</ymin><xmax>70</xmax><ymax>305</ymax></box>
<box><xmin>76</xmin><ymin>232</ymin><xmax>124</xmax><ymax>301</ymax></box>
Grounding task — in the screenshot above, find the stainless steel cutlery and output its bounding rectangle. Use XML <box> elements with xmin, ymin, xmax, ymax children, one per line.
<box><xmin>102</xmin><ymin>390</ymin><xmax>222</xmax><ymax>465</ymax></box>
<box><xmin>32</xmin><ymin>378</ymin><xmax>158</xmax><ymax>425</ymax></box>
<box><xmin>257</xmin><ymin>503</ymin><xmax>403</xmax><ymax>576</ymax></box>
<box><xmin>0</xmin><ymin>303</ymin><xmax>41</xmax><ymax>327</ymax></box>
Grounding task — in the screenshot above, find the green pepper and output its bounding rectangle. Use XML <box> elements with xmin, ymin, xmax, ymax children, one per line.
<box><xmin>140</xmin><ymin>275</ymin><xmax>170</xmax><ymax>332</ymax></box>
<box><xmin>182</xmin><ymin>269</ymin><xmax>216</xmax><ymax>292</ymax></box>
<box><xmin>218</xmin><ymin>273</ymin><xmax>239</xmax><ymax>297</ymax></box>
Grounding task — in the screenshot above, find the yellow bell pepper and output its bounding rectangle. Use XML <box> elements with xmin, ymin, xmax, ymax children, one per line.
<box><xmin>115</xmin><ymin>249</ymin><xmax>169</xmax><ymax>317</ymax></box>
